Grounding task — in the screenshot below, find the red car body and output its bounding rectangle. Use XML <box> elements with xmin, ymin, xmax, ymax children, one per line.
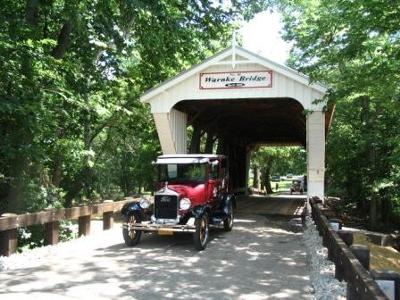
<box><xmin>122</xmin><ymin>154</ymin><xmax>235</xmax><ymax>250</ymax></box>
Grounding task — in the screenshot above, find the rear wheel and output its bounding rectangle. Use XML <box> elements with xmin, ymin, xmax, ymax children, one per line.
<box><xmin>193</xmin><ymin>214</ymin><xmax>209</xmax><ymax>251</ymax></box>
<box><xmin>223</xmin><ymin>201</ymin><xmax>234</xmax><ymax>231</ymax></box>
<box><xmin>123</xmin><ymin>214</ymin><xmax>142</xmax><ymax>246</ymax></box>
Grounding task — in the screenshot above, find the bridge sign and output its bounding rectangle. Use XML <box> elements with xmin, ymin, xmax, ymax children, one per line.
<box><xmin>199</xmin><ymin>70</ymin><xmax>273</xmax><ymax>90</ymax></box>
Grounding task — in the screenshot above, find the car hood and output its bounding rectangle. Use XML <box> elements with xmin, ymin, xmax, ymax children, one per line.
<box><xmin>157</xmin><ymin>183</ymin><xmax>205</xmax><ymax>205</ymax></box>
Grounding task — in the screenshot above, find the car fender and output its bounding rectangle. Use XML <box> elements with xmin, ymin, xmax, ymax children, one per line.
<box><xmin>222</xmin><ymin>193</ymin><xmax>236</xmax><ymax>211</ymax></box>
<box><xmin>121</xmin><ymin>202</ymin><xmax>142</xmax><ymax>218</ymax></box>
<box><xmin>192</xmin><ymin>205</ymin><xmax>211</xmax><ymax>219</ymax></box>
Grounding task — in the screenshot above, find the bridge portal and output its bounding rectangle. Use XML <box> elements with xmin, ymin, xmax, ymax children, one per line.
<box><xmin>141</xmin><ymin>46</ymin><xmax>331</xmax><ymax>199</ymax></box>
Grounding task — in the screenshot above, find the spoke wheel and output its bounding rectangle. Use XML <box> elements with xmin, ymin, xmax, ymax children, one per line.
<box><xmin>223</xmin><ymin>202</ymin><xmax>234</xmax><ymax>232</ymax></box>
<box><xmin>193</xmin><ymin>214</ymin><xmax>209</xmax><ymax>251</ymax></box>
<box><xmin>123</xmin><ymin>214</ymin><xmax>142</xmax><ymax>247</ymax></box>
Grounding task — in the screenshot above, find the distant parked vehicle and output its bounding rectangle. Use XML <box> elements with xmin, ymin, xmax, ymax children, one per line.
<box><xmin>271</xmin><ymin>175</ymin><xmax>280</xmax><ymax>182</ymax></box>
<box><xmin>286</xmin><ymin>173</ymin><xmax>293</xmax><ymax>179</ymax></box>
<box><xmin>290</xmin><ymin>179</ymin><xmax>304</xmax><ymax>194</ymax></box>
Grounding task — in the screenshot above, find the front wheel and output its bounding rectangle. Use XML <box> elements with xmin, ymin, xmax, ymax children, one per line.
<box><xmin>223</xmin><ymin>201</ymin><xmax>234</xmax><ymax>231</ymax></box>
<box><xmin>123</xmin><ymin>214</ymin><xmax>142</xmax><ymax>246</ymax></box>
<box><xmin>193</xmin><ymin>214</ymin><xmax>209</xmax><ymax>251</ymax></box>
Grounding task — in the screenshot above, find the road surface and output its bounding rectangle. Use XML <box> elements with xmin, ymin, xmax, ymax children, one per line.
<box><xmin>0</xmin><ymin>196</ymin><xmax>312</xmax><ymax>300</ymax></box>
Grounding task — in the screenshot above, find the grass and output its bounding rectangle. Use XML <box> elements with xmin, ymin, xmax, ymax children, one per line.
<box><xmin>271</xmin><ymin>180</ymin><xmax>293</xmax><ymax>193</ymax></box>
<box><xmin>353</xmin><ymin>232</ymin><xmax>400</xmax><ymax>273</ymax></box>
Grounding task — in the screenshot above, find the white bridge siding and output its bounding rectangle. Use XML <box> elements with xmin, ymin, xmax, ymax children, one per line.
<box><xmin>147</xmin><ymin>61</ymin><xmax>325</xmax><ymax>114</ymax></box>
<box><xmin>141</xmin><ymin>46</ymin><xmax>329</xmax><ymax>199</ymax></box>
<box><xmin>307</xmin><ymin>111</ymin><xmax>325</xmax><ymax>198</ymax></box>
<box><xmin>153</xmin><ymin>109</ymin><xmax>187</xmax><ymax>154</ymax></box>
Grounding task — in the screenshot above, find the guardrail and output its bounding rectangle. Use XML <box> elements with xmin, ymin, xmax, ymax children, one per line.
<box><xmin>310</xmin><ymin>197</ymin><xmax>399</xmax><ymax>300</ymax></box>
<box><xmin>0</xmin><ymin>198</ymin><xmax>137</xmax><ymax>257</ymax></box>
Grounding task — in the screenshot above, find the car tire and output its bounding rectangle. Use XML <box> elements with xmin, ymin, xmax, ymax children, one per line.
<box><xmin>223</xmin><ymin>201</ymin><xmax>234</xmax><ymax>232</ymax></box>
<box><xmin>193</xmin><ymin>213</ymin><xmax>209</xmax><ymax>251</ymax></box>
<box><xmin>123</xmin><ymin>214</ymin><xmax>142</xmax><ymax>247</ymax></box>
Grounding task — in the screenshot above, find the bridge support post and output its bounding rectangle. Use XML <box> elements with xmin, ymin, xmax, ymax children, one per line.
<box><xmin>153</xmin><ymin>109</ymin><xmax>187</xmax><ymax>154</ymax></box>
<box><xmin>306</xmin><ymin>111</ymin><xmax>325</xmax><ymax>200</ymax></box>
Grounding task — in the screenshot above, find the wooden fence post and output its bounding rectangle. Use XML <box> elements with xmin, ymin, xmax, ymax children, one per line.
<box><xmin>347</xmin><ymin>245</ymin><xmax>370</xmax><ymax>299</ymax></box>
<box><xmin>102</xmin><ymin>200</ymin><xmax>114</xmax><ymax>230</ymax></box>
<box><xmin>350</xmin><ymin>245</ymin><xmax>370</xmax><ymax>270</ymax></box>
<box><xmin>337</xmin><ymin>230</ymin><xmax>354</xmax><ymax>247</ymax></box>
<box><xmin>0</xmin><ymin>229</ymin><xmax>17</xmax><ymax>256</ymax></box>
<box><xmin>78</xmin><ymin>215</ymin><xmax>91</xmax><ymax>237</ymax></box>
<box><xmin>0</xmin><ymin>213</ymin><xmax>18</xmax><ymax>256</ymax></box>
<box><xmin>44</xmin><ymin>221</ymin><xmax>59</xmax><ymax>245</ymax></box>
<box><xmin>335</xmin><ymin>255</ymin><xmax>345</xmax><ymax>281</ymax></box>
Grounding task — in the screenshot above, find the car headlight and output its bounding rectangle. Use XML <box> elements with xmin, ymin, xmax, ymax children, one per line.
<box><xmin>179</xmin><ymin>198</ymin><xmax>191</xmax><ymax>210</ymax></box>
<box><xmin>139</xmin><ymin>198</ymin><xmax>150</xmax><ymax>209</ymax></box>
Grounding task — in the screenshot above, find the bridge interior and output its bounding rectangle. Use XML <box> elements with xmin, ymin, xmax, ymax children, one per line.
<box><xmin>175</xmin><ymin>98</ymin><xmax>306</xmax><ymax>146</ymax></box>
<box><xmin>175</xmin><ymin>98</ymin><xmax>309</xmax><ymax>192</ymax></box>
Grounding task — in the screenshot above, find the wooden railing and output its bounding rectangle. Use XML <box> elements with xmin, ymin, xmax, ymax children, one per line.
<box><xmin>310</xmin><ymin>197</ymin><xmax>396</xmax><ymax>300</ymax></box>
<box><xmin>0</xmin><ymin>198</ymin><xmax>137</xmax><ymax>257</ymax></box>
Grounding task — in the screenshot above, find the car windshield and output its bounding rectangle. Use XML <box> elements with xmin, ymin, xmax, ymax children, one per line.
<box><xmin>158</xmin><ymin>163</ymin><xmax>206</xmax><ymax>182</ymax></box>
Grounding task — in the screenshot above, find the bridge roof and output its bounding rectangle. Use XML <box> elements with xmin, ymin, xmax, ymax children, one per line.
<box><xmin>140</xmin><ymin>46</ymin><xmax>328</xmax><ymax>104</ymax></box>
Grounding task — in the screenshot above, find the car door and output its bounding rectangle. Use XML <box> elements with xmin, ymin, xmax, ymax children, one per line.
<box><xmin>206</xmin><ymin>161</ymin><xmax>220</xmax><ymax>207</ymax></box>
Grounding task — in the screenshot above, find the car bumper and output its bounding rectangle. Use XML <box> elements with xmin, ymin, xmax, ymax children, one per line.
<box><xmin>122</xmin><ymin>221</ymin><xmax>196</xmax><ymax>233</ymax></box>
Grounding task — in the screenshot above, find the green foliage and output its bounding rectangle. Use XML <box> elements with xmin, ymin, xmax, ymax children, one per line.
<box><xmin>0</xmin><ymin>0</ymin><xmax>267</xmax><ymax>213</ymax></box>
<box><xmin>17</xmin><ymin>220</ymin><xmax>77</xmax><ymax>252</ymax></box>
<box><xmin>279</xmin><ymin>0</ymin><xmax>400</xmax><ymax>229</ymax></box>
<box><xmin>251</xmin><ymin>146</ymin><xmax>306</xmax><ymax>192</ymax></box>
<box><xmin>17</xmin><ymin>225</ymin><xmax>44</xmax><ymax>252</ymax></box>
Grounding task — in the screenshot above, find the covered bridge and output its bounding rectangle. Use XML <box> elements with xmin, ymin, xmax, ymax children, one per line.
<box><xmin>140</xmin><ymin>46</ymin><xmax>331</xmax><ymax>199</ymax></box>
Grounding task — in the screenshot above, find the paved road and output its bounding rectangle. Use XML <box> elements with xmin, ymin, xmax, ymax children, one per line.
<box><xmin>0</xmin><ymin>196</ymin><xmax>311</xmax><ymax>300</ymax></box>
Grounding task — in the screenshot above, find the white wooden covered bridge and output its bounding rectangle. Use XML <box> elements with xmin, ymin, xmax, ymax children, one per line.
<box><xmin>140</xmin><ymin>45</ymin><xmax>331</xmax><ymax>199</ymax></box>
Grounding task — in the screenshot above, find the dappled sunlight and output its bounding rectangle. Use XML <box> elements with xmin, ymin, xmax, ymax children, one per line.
<box><xmin>0</xmin><ymin>197</ymin><xmax>312</xmax><ymax>300</ymax></box>
<box><xmin>234</xmin><ymin>218</ymin><xmax>257</xmax><ymax>223</ymax></box>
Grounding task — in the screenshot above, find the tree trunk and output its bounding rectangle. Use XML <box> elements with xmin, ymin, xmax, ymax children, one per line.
<box><xmin>52</xmin><ymin>21</ymin><xmax>73</xmax><ymax>59</ymax></box>
<box><xmin>361</xmin><ymin>96</ymin><xmax>379</xmax><ymax>229</ymax></box>
<box><xmin>264</xmin><ymin>169</ymin><xmax>273</xmax><ymax>194</ymax></box>
<box><xmin>25</xmin><ymin>0</ymin><xmax>40</xmax><ymax>26</ymax></box>
<box><xmin>83</xmin><ymin>112</ymin><xmax>94</xmax><ymax>199</ymax></box>
<box><xmin>204</xmin><ymin>132</ymin><xmax>214</xmax><ymax>153</ymax></box>
<box><xmin>369</xmin><ymin>196</ymin><xmax>378</xmax><ymax>229</ymax></box>
<box><xmin>189</xmin><ymin>126</ymin><xmax>201</xmax><ymax>153</ymax></box>
<box><xmin>52</xmin><ymin>151</ymin><xmax>63</xmax><ymax>187</ymax></box>
<box><xmin>252</xmin><ymin>166</ymin><xmax>259</xmax><ymax>189</ymax></box>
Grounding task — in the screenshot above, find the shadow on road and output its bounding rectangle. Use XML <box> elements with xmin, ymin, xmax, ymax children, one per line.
<box><xmin>0</xmin><ymin>198</ymin><xmax>312</xmax><ymax>300</ymax></box>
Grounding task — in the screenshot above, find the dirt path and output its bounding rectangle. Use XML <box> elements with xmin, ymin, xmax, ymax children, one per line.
<box><xmin>0</xmin><ymin>197</ymin><xmax>311</xmax><ymax>300</ymax></box>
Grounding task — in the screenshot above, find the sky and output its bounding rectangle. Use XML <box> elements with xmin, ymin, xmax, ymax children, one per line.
<box><xmin>240</xmin><ymin>11</ymin><xmax>292</xmax><ymax>65</ymax></box>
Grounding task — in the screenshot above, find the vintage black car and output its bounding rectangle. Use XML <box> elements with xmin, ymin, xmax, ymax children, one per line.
<box><xmin>290</xmin><ymin>179</ymin><xmax>304</xmax><ymax>195</ymax></box>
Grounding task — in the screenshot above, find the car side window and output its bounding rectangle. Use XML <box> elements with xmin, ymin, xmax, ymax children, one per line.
<box><xmin>210</xmin><ymin>163</ymin><xmax>219</xmax><ymax>180</ymax></box>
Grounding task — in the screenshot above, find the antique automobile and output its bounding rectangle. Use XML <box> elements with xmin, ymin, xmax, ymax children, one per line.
<box><xmin>290</xmin><ymin>178</ymin><xmax>304</xmax><ymax>195</ymax></box>
<box><xmin>121</xmin><ymin>154</ymin><xmax>235</xmax><ymax>251</ymax></box>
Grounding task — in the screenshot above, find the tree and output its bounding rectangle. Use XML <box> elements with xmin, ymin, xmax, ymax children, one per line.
<box><xmin>251</xmin><ymin>146</ymin><xmax>306</xmax><ymax>194</ymax></box>
<box><xmin>279</xmin><ymin>0</ymin><xmax>400</xmax><ymax>229</ymax></box>
<box><xmin>0</xmin><ymin>0</ymin><xmax>270</xmax><ymax>213</ymax></box>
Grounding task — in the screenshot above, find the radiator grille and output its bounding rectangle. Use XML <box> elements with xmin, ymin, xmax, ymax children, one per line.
<box><xmin>154</xmin><ymin>195</ymin><xmax>178</xmax><ymax>219</ymax></box>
